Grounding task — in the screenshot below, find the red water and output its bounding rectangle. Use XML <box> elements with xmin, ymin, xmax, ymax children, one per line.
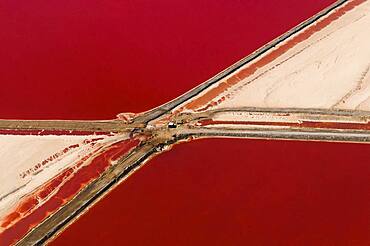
<box><xmin>53</xmin><ymin>138</ymin><xmax>370</xmax><ymax>245</ymax></box>
<box><xmin>0</xmin><ymin>0</ymin><xmax>336</xmax><ymax>119</ymax></box>
<box><xmin>3</xmin><ymin>0</ymin><xmax>369</xmax><ymax>245</ymax></box>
